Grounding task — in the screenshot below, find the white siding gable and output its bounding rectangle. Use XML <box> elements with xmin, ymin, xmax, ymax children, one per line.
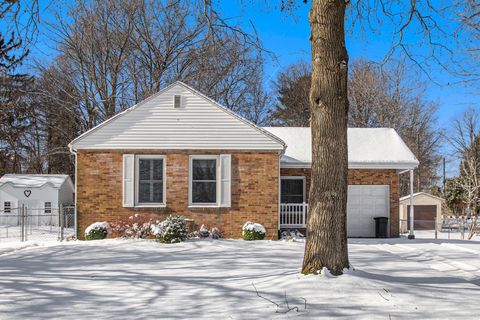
<box><xmin>70</xmin><ymin>82</ymin><xmax>285</xmax><ymax>151</ymax></box>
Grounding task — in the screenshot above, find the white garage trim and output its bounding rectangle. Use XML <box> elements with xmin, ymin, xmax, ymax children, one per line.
<box><xmin>347</xmin><ymin>185</ymin><xmax>390</xmax><ymax>238</ymax></box>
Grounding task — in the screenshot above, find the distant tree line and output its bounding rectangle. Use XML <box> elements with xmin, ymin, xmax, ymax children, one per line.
<box><xmin>1</xmin><ymin>0</ymin><xmax>270</xmax><ymax>177</ymax></box>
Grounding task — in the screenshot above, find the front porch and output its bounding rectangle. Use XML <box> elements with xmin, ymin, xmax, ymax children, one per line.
<box><xmin>280</xmin><ymin>203</ymin><xmax>308</xmax><ymax>228</ymax></box>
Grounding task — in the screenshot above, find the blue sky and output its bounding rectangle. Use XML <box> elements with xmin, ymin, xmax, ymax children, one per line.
<box><xmin>218</xmin><ymin>2</ymin><xmax>478</xmax><ymax>129</ymax></box>
<box><xmin>217</xmin><ymin>1</ymin><xmax>479</xmax><ymax>177</ymax></box>
<box><xmin>22</xmin><ymin>1</ymin><xmax>479</xmax><ymax>177</ymax></box>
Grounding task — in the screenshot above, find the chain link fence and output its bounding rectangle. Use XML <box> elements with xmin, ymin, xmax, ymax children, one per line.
<box><xmin>0</xmin><ymin>205</ymin><xmax>75</xmax><ymax>242</ymax></box>
<box><xmin>400</xmin><ymin>217</ymin><xmax>480</xmax><ymax>240</ymax></box>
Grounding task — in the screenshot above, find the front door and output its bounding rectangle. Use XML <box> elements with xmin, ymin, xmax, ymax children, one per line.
<box><xmin>280</xmin><ymin>177</ymin><xmax>307</xmax><ymax>227</ymax></box>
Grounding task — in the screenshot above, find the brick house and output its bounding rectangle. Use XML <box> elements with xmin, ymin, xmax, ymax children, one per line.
<box><xmin>69</xmin><ymin>82</ymin><xmax>418</xmax><ymax>240</ymax></box>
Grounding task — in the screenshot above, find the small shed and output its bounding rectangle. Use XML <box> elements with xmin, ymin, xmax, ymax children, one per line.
<box><xmin>0</xmin><ymin>174</ymin><xmax>74</xmax><ymax>215</ymax></box>
<box><xmin>399</xmin><ymin>192</ymin><xmax>445</xmax><ymax>231</ymax></box>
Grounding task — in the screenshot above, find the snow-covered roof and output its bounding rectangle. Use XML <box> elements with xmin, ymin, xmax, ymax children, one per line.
<box><xmin>400</xmin><ymin>192</ymin><xmax>445</xmax><ymax>202</ymax></box>
<box><xmin>263</xmin><ymin>127</ymin><xmax>419</xmax><ymax>170</ymax></box>
<box><xmin>0</xmin><ymin>174</ymin><xmax>72</xmax><ymax>189</ymax></box>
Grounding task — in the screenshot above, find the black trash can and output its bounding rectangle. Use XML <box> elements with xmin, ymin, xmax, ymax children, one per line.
<box><xmin>373</xmin><ymin>217</ymin><xmax>389</xmax><ymax>238</ymax></box>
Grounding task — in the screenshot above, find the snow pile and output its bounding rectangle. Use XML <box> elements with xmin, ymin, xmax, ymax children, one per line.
<box><xmin>242</xmin><ymin>221</ymin><xmax>266</xmax><ymax>240</ymax></box>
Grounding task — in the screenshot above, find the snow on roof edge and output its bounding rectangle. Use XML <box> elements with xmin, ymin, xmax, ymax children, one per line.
<box><xmin>0</xmin><ymin>174</ymin><xmax>72</xmax><ymax>189</ymax></box>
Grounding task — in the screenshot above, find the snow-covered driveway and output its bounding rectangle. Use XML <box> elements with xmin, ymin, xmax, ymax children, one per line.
<box><xmin>0</xmin><ymin>238</ymin><xmax>479</xmax><ymax>319</ymax></box>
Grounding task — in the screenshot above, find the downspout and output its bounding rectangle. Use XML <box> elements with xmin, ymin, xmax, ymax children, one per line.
<box><xmin>278</xmin><ymin>152</ymin><xmax>281</xmax><ymax>234</ymax></box>
<box><xmin>408</xmin><ymin>169</ymin><xmax>415</xmax><ymax>239</ymax></box>
<box><xmin>68</xmin><ymin>144</ymin><xmax>78</xmax><ymax>240</ymax></box>
<box><xmin>278</xmin><ymin>147</ymin><xmax>286</xmax><ymax>237</ymax></box>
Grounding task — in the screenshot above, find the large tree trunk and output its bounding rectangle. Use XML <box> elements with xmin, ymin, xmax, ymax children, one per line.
<box><xmin>302</xmin><ymin>0</ymin><xmax>350</xmax><ymax>275</ymax></box>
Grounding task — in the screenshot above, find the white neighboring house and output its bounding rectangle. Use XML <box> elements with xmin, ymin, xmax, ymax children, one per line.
<box><xmin>0</xmin><ymin>174</ymin><xmax>74</xmax><ymax>225</ymax></box>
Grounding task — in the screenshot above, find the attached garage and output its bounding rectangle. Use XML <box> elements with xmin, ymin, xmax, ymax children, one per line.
<box><xmin>347</xmin><ymin>185</ymin><xmax>389</xmax><ymax>237</ymax></box>
<box><xmin>265</xmin><ymin>127</ymin><xmax>420</xmax><ymax>238</ymax></box>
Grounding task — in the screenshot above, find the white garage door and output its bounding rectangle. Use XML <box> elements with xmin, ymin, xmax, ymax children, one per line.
<box><xmin>347</xmin><ymin>185</ymin><xmax>389</xmax><ymax>237</ymax></box>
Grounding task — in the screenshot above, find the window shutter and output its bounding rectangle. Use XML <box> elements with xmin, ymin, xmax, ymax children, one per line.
<box><xmin>122</xmin><ymin>154</ymin><xmax>135</xmax><ymax>207</ymax></box>
<box><xmin>219</xmin><ymin>154</ymin><xmax>231</xmax><ymax>207</ymax></box>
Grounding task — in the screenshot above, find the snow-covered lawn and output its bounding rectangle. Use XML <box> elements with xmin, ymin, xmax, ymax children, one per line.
<box><xmin>1</xmin><ymin>237</ymin><xmax>479</xmax><ymax>319</ymax></box>
<box><xmin>0</xmin><ymin>226</ymin><xmax>74</xmax><ymax>242</ymax></box>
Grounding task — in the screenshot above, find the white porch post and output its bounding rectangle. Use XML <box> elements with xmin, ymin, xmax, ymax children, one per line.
<box><xmin>408</xmin><ymin>169</ymin><xmax>415</xmax><ymax>239</ymax></box>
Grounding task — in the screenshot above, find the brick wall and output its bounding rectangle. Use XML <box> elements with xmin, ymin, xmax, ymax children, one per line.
<box><xmin>77</xmin><ymin>150</ymin><xmax>280</xmax><ymax>240</ymax></box>
<box><xmin>280</xmin><ymin>168</ymin><xmax>400</xmax><ymax>237</ymax></box>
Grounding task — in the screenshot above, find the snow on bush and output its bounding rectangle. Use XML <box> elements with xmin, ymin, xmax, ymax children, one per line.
<box><xmin>242</xmin><ymin>221</ymin><xmax>266</xmax><ymax>240</ymax></box>
<box><xmin>188</xmin><ymin>225</ymin><xmax>223</xmax><ymax>240</ymax></box>
<box><xmin>85</xmin><ymin>222</ymin><xmax>109</xmax><ymax>240</ymax></box>
<box><xmin>280</xmin><ymin>229</ymin><xmax>305</xmax><ymax>242</ymax></box>
<box><xmin>109</xmin><ymin>214</ymin><xmax>156</xmax><ymax>239</ymax></box>
<box><xmin>210</xmin><ymin>227</ymin><xmax>223</xmax><ymax>239</ymax></box>
<box><xmin>199</xmin><ymin>224</ymin><xmax>210</xmax><ymax>238</ymax></box>
<box><xmin>151</xmin><ymin>215</ymin><xmax>188</xmax><ymax>243</ymax></box>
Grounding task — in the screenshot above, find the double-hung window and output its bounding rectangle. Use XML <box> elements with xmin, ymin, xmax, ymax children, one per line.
<box><xmin>44</xmin><ymin>202</ymin><xmax>52</xmax><ymax>214</ymax></box>
<box><xmin>190</xmin><ymin>156</ymin><xmax>217</xmax><ymax>205</ymax></box>
<box><xmin>4</xmin><ymin>201</ymin><xmax>11</xmax><ymax>213</ymax></box>
<box><xmin>189</xmin><ymin>155</ymin><xmax>231</xmax><ymax>207</ymax></box>
<box><xmin>135</xmin><ymin>156</ymin><xmax>166</xmax><ymax>206</ymax></box>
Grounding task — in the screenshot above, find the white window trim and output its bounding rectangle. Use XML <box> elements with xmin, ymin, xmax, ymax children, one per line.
<box><xmin>189</xmin><ymin>155</ymin><xmax>220</xmax><ymax>208</ymax></box>
<box><xmin>135</xmin><ymin>155</ymin><xmax>167</xmax><ymax>207</ymax></box>
<box><xmin>280</xmin><ymin>176</ymin><xmax>306</xmax><ymax>204</ymax></box>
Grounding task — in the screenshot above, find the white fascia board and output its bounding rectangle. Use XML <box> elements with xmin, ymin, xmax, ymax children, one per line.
<box><xmin>280</xmin><ymin>161</ymin><xmax>419</xmax><ymax>170</ymax></box>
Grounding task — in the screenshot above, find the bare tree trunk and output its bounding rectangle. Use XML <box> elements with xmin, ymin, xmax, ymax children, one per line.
<box><xmin>302</xmin><ymin>0</ymin><xmax>349</xmax><ymax>275</ymax></box>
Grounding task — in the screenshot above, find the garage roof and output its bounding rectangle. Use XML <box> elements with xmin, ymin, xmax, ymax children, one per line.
<box><xmin>0</xmin><ymin>174</ymin><xmax>72</xmax><ymax>189</ymax></box>
<box><xmin>263</xmin><ymin>127</ymin><xmax>419</xmax><ymax>170</ymax></box>
<box><xmin>400</xmin><ymin>192</ymin><xmax>445</xmax><ymax>202</ymax></box>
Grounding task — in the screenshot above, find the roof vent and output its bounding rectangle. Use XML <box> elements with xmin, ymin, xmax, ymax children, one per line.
<box><xmin>174</xmin><ymin>95</ymin><xmax>182</xmax><ymax>108</ymax></box>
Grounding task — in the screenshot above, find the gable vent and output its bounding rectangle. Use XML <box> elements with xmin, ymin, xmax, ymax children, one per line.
<box><xmin>174</xmin><ymin>95</ymin><xmax>182</xmax><ymax>108</ymax></box>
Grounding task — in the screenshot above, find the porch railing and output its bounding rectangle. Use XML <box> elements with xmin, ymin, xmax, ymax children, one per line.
<box><xmin>280</xmin><ymin>203</ymin><xmax>308</xmax><ymax>228</ymax></box>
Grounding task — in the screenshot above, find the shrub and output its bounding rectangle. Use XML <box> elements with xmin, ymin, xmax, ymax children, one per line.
<box><xmin>242</xmin><ymin>221</ymin><xmax>266</xmax><ymax>240</ymax></box>
<box><xmin>109</xmin><ymin>214</ymin><xmax>156</xmax><ymax>239</ymax></box>
<box><xmin>280</xmin><ymin>229</ymin><xmax>305</xmax><ymax>242</ymax></box>
<box><xmin>210</xmin><ymin>227</ymin><xmax>223</xmax><ymax>239</ymax></box>
<box><xmin>85</xmin><ymin>222</ymin><xmax>109</xmax><ymax>240</ymax></box>
<box><xmin>198</xmin><ymin>224</ymin><xmax>210</xmax><ymax>238</ymax></box>
<box><xmin>188</xmin><ymin>225</ymin><xmax>223</xmax><ymax>239</ymax></box>
<box><xmin>151</xmin><ymin>215</ymin><xmax>188</xmax><ymax>243</ymax></box>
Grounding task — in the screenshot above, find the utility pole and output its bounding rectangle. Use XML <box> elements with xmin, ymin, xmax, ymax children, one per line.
<box><xmin>443</xmin><ymin>157</ymin><xmax>446</xmax><ymax>195</ymax></box>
